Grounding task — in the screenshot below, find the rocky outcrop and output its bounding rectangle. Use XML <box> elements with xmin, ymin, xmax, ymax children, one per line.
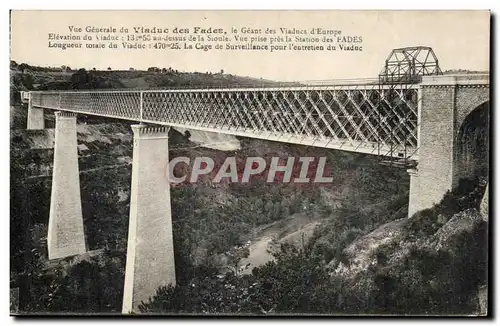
<box><xmin>332</xmin><ymin>218</ymin><xmax>410</xmax><ymax>278</ymax></box>
<box><xmin>432</xmin><ymin>208</ymin><xmax>483</xmax><ymax>251</ymax></box>
<box><xmin>10</xmin><ymin>288</ymin><xmax>19</xmax><ymax>314</ymax></box>
<box><xmin>11</xmin><ymin>129</ymin><xmax>55</xmax><ymax>149</ymax></box>
<box><xmin>11</xmin><ymin>123</ymin><xmax>132</xmax><ymax>150</ymax></box>
<box><xmin>173</xmin><ymin>127</ymin><xmax>241</xmax><ymax>151</ymax></box>
<box><xmin>480</xmin><ymin>183</ymin><xmax>488</xmax><ymax>222</ymax></box>
<box><xmin>477</xmin><ymin>284</ymin><xmax>488</xmax><ymax>315</ymax></box>
<box><xmin>333</xmin><ymin>208</ymin><xmax>485</xmax><ymax>280</ymax></box>
<box><xmin>477</xmin><ymin>184</ymin><xmax>489</xmax><ymax>315</ymax></box>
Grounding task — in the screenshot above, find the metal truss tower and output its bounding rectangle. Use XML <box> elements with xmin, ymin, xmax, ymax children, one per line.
<box><xmin>377</xmin><ymin>46</ymin><xmax>442</xmax><ymax>167</ymax></box>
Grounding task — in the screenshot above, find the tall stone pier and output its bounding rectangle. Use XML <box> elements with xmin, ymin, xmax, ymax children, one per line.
<box><xmin>408</xmin><ymin>74</ymin><xmax>489</xmax><ymax>217</ymax></box>
<box><xmin>122</xmin><ymin>125</ymin><xmax>176</xmax><ymax>314</ymax></box>
<box><xmin>47</xmin><ymin>112</ymin><xmax>86</xmax><ymax>260</ymax></box>
<box><xmin>26</xmin><ymin>95</ymin><xmax>45</xmax><ymax>130</ymax></box>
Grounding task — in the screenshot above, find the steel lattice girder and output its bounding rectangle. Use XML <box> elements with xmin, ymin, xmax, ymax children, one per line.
<box><xmin>29</xmin><ymin>84</ymin><xmax>420</xmax><ymax>160</ymax></box>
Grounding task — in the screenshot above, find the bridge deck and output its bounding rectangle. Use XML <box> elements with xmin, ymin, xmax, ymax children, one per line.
<box><xmin>28</xmin><ymin>82</ymin><xmax>420</xmax><ymax>160</ymax></box>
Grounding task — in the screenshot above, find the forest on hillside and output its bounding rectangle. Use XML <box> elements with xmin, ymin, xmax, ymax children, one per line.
<box><xmin>10</xmin><ymin>61</ymin><xmax>294</xmax><ymax>100</ymax></box>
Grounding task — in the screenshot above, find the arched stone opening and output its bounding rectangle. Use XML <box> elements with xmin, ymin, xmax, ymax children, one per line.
<box><xmin>456</xmin><ymin>101</ymin><xmax>489</xmax><ymax>183</ymax></box>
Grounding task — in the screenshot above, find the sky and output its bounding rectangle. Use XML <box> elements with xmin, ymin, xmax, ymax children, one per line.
<box><xmin>10</xmin><ymin>10</ymin><xmax>490</xmax><ymax>82</ymax></box>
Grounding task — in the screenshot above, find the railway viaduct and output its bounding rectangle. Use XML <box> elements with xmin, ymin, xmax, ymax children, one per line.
<box><xmin>19</xmin><ymin>54</ymin><xmax>489</xmax><ymax>313</ymax></box>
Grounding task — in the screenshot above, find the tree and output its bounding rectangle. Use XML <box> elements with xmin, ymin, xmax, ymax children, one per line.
<box><xmin>23</xmin><ymin>255</ymin><xmax>125</xmax><ymax>313</ymax></box>
<box><xmin>107</xmin><ymin>67</ymin><xmax>112</xmax><ymax>71</ymax></box>
<box><xmin>226</xmin><ymin>245</ymin><xmax>250</xmax><ymax>275</ymax></box>
<box><xmin>70</xmin><ymin>68</ymin><xmax>90</xmax><ymax>88</ymax></box>
<box><xmin>139</xmin><ymin>243</ymin><xmax>343</xmax><ymax>314</ymax></box>
<box><xmin>18</xmin><ymin>63</ymin><xmax>30</xmax><ymax>72</ymax></box>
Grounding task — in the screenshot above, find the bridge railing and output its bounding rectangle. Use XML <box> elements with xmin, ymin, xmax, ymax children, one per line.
<box><xmin>28</xmin><ymin>82</ymin><xmax>420</xmax><ymax>160</ymax></box>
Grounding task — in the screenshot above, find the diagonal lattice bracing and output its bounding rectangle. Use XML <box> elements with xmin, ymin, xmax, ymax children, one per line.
<box><xmin>30</xmin><ymin>83</ymin><xmax>420</xmax><ymax>160</ymax></box>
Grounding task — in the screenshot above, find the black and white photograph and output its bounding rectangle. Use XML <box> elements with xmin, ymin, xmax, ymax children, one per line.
<box><xmin>9</xmin><ymin>10</ymin><xmax>490</xmax><ymax>316</ymax></box>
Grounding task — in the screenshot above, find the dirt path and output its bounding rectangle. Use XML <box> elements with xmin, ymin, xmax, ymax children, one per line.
<box><xmin>239</xmin><ymin>236</ymin><xmax>275</xmax><ymax>274</ymax></box>
<box><xmin>237</xmin><ymin>213</ymin><xmax>328</xmax><ymax>274</ymax></box>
